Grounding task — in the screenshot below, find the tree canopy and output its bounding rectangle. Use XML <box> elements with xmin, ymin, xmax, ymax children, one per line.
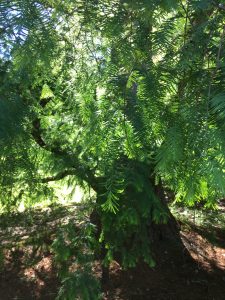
<box><xmin>0</xmin><ymin>0</ymin><xmax>225</xmax><ymax>293</ymax></box>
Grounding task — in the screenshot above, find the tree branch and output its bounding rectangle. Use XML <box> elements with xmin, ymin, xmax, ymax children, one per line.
<box><xmin>31</xmin><ymin>98</ymin><xmax>98</xmax><ymax>190</ymax></box>
<box><xmin>40</xmin><ymin>169</ymin><xmax>76</xmax><ymax>183</ymax></box>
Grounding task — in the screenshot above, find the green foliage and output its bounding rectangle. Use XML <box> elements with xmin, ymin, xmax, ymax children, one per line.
<box><xmin>52</xmin><ymin>221</ymin><xmax>101</xmax><ymax>300</ymax></box>
<box><xmin>98</xmin><ymin>161</ymin><xmax>168</xmax><ymax>268</ymax></box>
<box><xmin>210</xmin><ymin>93</ymin><xmax>225</xmax><ymax>121</ymax></box>
<box><xmin>0</xmin><ymin>2</ymin><xmax>225</xmax><ymax>297</ymax></box>
<box><xmin>56</xmin><ymin>270</ymin><xmax>101</xmax><ymax>300</ymax></box>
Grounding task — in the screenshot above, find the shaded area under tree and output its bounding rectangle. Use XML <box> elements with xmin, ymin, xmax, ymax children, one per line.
<box><xmin>0</xmin><ymin>203</ymin><xmax>224</xmax><ymax>300</ymax></box>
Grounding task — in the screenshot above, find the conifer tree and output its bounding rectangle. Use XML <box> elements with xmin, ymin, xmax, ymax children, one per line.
<box><xmin>0</xmin><ymin>0</ymin><xmax>225</xmax><ymax>289</ymax></box>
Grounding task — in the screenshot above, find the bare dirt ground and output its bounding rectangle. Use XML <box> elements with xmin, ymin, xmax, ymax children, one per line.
<box><xmin>0</xmin><ymin>203</ymin><xmax>224</xmax><ymax>300</ymax></box>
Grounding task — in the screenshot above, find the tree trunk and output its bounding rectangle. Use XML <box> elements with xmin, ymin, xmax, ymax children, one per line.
<box><xmin>150</xmin><ymin>181</ymin><xmax>190</xmax><ymax>265</ymax></box>
<box><xmin>90</xmin><ymin>172</ymin><xmax>190</xmax><ymax>285</ymax></box>
<box><xmin>152</xmin><ymin>180</ymin><xmax>181</xmax><ymax>243</ymax></box>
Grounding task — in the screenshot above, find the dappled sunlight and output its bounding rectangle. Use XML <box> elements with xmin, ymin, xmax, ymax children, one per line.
<box><xmin>0</xmin><ymin>203</ymin><xmax>224</xmax><ymax>299</ymax></box>
<box><xmin>0</xmin><ymin>0</ymin><xmax>225</xmax><ymax>298</ymax></box>
<box><xmin>181</xmin><ymin>231</ymin><xmax>225</xmax><ymax>271</ymax></box>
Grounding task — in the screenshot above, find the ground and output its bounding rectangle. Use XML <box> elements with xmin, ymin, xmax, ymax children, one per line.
<box><xmin>0</xmin><ymin>202</ymin><xmax>224</xmax><ymax>300</ymax></box>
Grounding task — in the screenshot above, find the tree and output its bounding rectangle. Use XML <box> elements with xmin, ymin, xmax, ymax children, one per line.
<box><xmin>0</xmin><ymin>0</ymin><xmax>225</xmax><ymax>294</ymax></box>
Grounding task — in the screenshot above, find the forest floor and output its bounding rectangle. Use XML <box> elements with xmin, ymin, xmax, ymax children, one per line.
<box><xmin>0</xmin><ymin>202</ymin><xmax>225</xmax><ymax>300</ymax></box>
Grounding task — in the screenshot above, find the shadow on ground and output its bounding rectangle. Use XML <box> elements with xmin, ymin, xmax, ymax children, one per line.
<box><xmin>0</xmin><ymin>203</ymin><xmax>224</xmax><ymax>300</ymax></box>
